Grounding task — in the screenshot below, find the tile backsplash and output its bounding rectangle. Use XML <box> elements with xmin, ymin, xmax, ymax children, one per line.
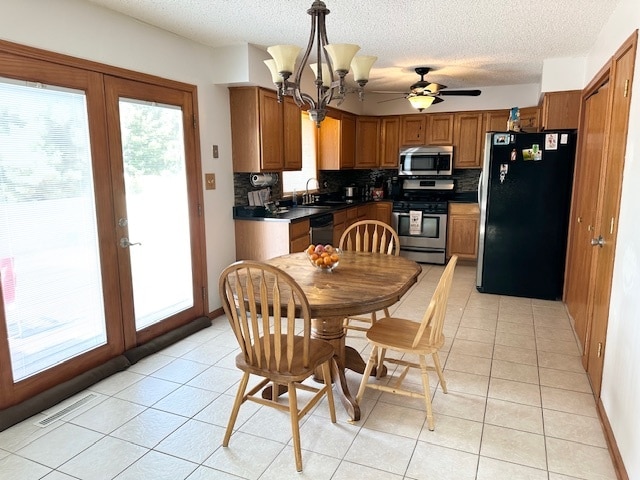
<box><xmin>233</xmin><ymin>168</ymin><xmax>481</xmax><ymax>205</ymax></box>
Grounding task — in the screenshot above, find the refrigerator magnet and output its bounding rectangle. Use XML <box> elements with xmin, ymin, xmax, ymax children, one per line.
<box><xmin>545</xmin><ymin>133</ymin><xmax>558</xmax><ymax>150</ymax></box>
<box><xmin>522</xmin><ymin>148</ymin><xmax>534</xmax><ymax>161</ymax></box>
<box><xmin>499</xmin><ymin>163</ymin><xmax>508</xmax><ymax>183</ymax></box>
<box><xmin>494</xmin><ymin>133</ymin><xmax>510</xmax><ymax>145</ymax></box>
<box><xmin>532</xmin><ymin>144</ymin><xmax>542</xmax><ymax>161</ymax></box>
<box><xmin>510</xmin><ymin>149</ymin><xmax>517</xmax><ymax>161</ymax></box>
<box><xmin>560</xmin><ymin>133</ymin><xmax>569</xmax><ymax>144</ymax></box>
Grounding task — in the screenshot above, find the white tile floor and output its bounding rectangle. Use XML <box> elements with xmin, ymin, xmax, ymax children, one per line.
<box><xmin>0</xmin><ymin>264</ymin><xmax>618</xmax><ymax>479</ymax></box>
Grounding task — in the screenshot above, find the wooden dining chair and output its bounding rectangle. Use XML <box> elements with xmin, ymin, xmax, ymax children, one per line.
<box><xmin>356</xmin><ymin>255</ymin><xmax>458</xmax><ymax>431</ymax></box>
<box><xmin>219</xmin><ymin>260</ymin><xmax>337</xmax><ymax>472</ymax></box>
<box><xmin>338</xmin><ymin>220</ymin><xmax>401</xmax><ymax>332</ymax></box>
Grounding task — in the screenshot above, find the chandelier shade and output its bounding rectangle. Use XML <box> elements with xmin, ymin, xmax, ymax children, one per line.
<box><xmin>265</xmin><ymin>0</ymin><xmax>376</xmax><ymax>125</ymax></box>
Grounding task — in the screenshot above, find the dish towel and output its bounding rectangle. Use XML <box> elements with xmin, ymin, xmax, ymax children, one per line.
<box><xmin>409</xmin><ymin>210</ymin><xmax>422</xmax><ymax>235</ymax></box>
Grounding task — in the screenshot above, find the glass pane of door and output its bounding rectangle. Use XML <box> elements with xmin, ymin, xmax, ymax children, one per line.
<box><xmin>0</xmin><ymin>78</ymin><xmax>107</xmax><ymax>381</ymax></box>
<box><xmin>118</xmin><ymin>99</ymin><xmax>193</xmax><ymax>330</ymax></box>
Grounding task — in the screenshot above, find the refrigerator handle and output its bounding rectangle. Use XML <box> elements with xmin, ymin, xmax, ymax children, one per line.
<box><xmin>477</xmin><ymin>171</ymin><xmax>482</xmax><ymax>204</ymax></box>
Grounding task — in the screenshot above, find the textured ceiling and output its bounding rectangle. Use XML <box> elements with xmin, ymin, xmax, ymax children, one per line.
<box><xmin>84</xmin><ymin>0</ymin><xmax>620</xmax><ymax>92</ymax></box>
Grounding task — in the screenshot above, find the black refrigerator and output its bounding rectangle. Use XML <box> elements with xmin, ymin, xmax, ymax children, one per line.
<box><xmin>476</xmin><ymin>131</ymin><xmax>576</xmax><ymax>300</ymax></box>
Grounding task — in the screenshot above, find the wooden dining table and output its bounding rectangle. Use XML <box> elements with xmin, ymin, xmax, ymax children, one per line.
<box><xmin>265</xmin><ymin>251</ymin><xmax>422</xmax><ymax>421</ymax></box>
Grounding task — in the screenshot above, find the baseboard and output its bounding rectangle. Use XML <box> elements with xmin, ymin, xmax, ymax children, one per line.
<box><xmin>208</xmin><ymin>306</ymin><xmax>224</xmax><ymax>319</ymax></box>
<box><xmin>597</xmin><ymin>398</ymin><xmax>628</xmax><ymax>480</ymax></box>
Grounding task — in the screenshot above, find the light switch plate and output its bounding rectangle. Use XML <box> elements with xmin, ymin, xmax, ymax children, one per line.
<box><xmin>212</xmin><ymin>145</ymin><xmax>219</xmax><ymax>158</ymax></box>
<box><xmin>205</xmin><ymin>173</ymin><xmax>216</xmax><ymax>190</ymax></box>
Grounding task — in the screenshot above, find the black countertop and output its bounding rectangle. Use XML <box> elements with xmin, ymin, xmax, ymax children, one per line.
<box><xmin>233</xmin><ymin>201</ymin><xmax>368</xmax><ymax>222</ymax></box>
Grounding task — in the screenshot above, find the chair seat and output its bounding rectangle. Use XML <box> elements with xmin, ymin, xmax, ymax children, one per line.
<box><xmin>235</xmin><ymin>334</ymin><xmax>335</xmax><ymax>382</ymax></box>
<box><xmin>366</xmin><ymin>317</ymin><xmax>445</xmax><ymax>353</ymax></box>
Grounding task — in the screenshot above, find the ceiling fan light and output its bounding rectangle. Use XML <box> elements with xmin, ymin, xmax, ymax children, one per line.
<box><xmin>324</xmin><ymin>43</ymin><xmax>360</xmax><ymax>72</ymax></box>
<box><xmin>408</xmin><ymin>95</ymin><xmax>435</xmax><ymax>111</ymax></box>
<box><xmin>267</xmin><ymin>44</ymin><xmax>301</xmax><ymax>75</ymax></box>
<box><xmin>310</xmin><ymin>62</ymin><xmax>332</xmax><ymax>88</ymax></box>
<box><xmin>351</xmin><ymin>55</ymin><xmax>377</xmax><ymax>82</ymax></box>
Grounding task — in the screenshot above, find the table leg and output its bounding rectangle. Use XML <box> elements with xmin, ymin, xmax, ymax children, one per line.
<box><xmin>311</xmin><ymin>316</ymin><xmax>361</xmax><ymax>421</ymax></box>
<box><xmin>344</xmin><ymin>346</ymin><xmax>387</xmax><ymax>378</ymax></box>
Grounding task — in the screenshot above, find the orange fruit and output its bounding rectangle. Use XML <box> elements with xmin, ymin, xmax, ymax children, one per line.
<box><xmin>315</xmin><ymin>257</ymin><xmax>324</xmax><ymax>266</ymax></box>
<box><xmin>310</xmin><ymin>253</ymin><xmax>319</xmax><ymax>261</ymax></box>
<box><xmin>330</xmin><ymin>253</ymin><xmax>340</xmax><ymax>262</ymax></box>
<box><xmin>306</xmin><ymin>245</ymin><xmax>315</xmax><ymax>254</ymax></box>
<box><xmin>323</xmin><ymin>256</ymin><xmax>333</xmax><ymax>266</ymax></box>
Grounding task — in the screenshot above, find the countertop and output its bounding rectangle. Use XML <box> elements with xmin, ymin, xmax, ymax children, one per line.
<box><xmin>233</xmin><ymin>201</ymin><xmax>370</xmax><ymax>222</ymax></box>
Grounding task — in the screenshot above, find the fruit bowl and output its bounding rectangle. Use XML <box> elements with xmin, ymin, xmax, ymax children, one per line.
<box><xmin>305</xmin><ymin>244</ymin><xmax>341</xmax><ymax>271</ymax></box>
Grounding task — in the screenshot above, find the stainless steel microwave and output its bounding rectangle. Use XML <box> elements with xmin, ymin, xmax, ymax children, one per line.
<box><xmin>399</xmin><ymin>146</ymin><xmax>453</xmax><ymax>176</ymax></box>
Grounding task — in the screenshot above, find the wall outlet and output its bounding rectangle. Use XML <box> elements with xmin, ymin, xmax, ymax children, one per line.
<box><xmin>205</xmin><ymin>173</ymin><xmax>216</xmax><ymax>190</ymax></box>
<box><xmin>212</xmin><ymin>145</ymin><xmax>219</xmax><ymax>158</ymax></box>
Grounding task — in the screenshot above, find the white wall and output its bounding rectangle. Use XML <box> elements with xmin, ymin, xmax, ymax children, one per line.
<box><xmin>0</xmin><ymin>0</ymin><xmax>236</xmax><ymax>313</ymax></box>
<box><xmin>586</xmin><ymin>0</ymin><xmax>640</xmax><ymax>477</ymax></box>
<box><xmin>541</xmin><ymin>57</ymin><xmax>587</xmax><ymax>92</ymax></box>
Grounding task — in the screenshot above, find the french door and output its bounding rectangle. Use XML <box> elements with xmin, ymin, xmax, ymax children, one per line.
<box><xmin>0</xmin><ymin>44</ymin><xmax>205</xmax><ymax>409</ymax></box>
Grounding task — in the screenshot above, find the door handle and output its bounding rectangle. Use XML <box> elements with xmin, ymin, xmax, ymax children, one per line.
<box><xmin>590</xmin><ymin>236</ymin><xmax>605</xmax><ymax>247</ymax></box>
<box><xmin>120</xmin><ymin>237</ymin><xmax>142</xmax><ymax>248</ymax></box>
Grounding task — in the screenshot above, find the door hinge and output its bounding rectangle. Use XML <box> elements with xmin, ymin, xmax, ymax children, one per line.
<box><xmin>610</xmin><ymin>217</ymin><xmax>615</xmax><ymax>235</ymax></box>
<box><xmin>597</xmin><ymin>342</ymin><xmax>603</xmax><ymax>358</ymax></box>
<box><xmin>198</xmin><ymin>203</ymin><xmax>202</xmax><ymax>217</ymax></box>
<box><xmin>202</xmin><ymin>286</ymin><xmax>206</xmax><ymax>301</ymax></box>
<box><xmin>624</xmin><ymin>79</ymin><xmax>630</xmax><ymax>98</ymax></box>
<box><xmin>193</xmin><ymin>114</ymin><xmax>197</xmax><ymax>129</ymax></box>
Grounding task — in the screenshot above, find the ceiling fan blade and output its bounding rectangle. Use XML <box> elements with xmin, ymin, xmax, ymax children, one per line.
<box><xmin>376</xmin><ymin>96</ymin><xmax>408</xmax><ymax>104</ymax></box>
<box><xmin>439</xmin><ymin>89</ymin><xmax>482</xmax><ymax>96</ymax></box>
<box><xmin>431</xmin><ymin>97</ymin><xmax>445</xmax><ymax>104</ymax></box>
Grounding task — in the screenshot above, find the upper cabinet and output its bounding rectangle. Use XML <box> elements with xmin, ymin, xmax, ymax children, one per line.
<box><xmin>483</xmin><ymin>107</ymin><xmax>540</xmax><ymax>133</ymax></box>
<box><xmin>379</xmin><ymin>116</ymin><xmax>400</xmax><ymax>169</ymax></box>
<box><xmin>229</xmin><ymin>87</ymin><xmax>302</xmax><ymax>172</ymax></box>
<box><xmin>282</xmin><ymin>97</ymin><xmax>303</xmax><ymax>170</ymax></box>
<box><xmin>400</xmin><ymin>115</ymin><xmax>426</xmax><ymax>146</ymax></box>
<box><xmin>426</xmin><ymin>114</ymin><xmax>454</xmax><ymax>145</ymax></box>
<box><xmin>355</xmin><ymin>116</ymin><xmax>380</xmax><ymax>168</ymax></box>
<box><xmin>318</xmin><ymin>109</ymin><xmax>356</xmax><ymax>170</ymax></box>
<box><xmin>400</xmin><ymin>113</ymin><xmax>454</xmax><ymax>146</ymax></box>
<box><xmin>484</xmin><ymin>109</ymin><xmax>509</xmax><ymax>132</ymax></box>
<box><xmin>541</xmin><ymin>90</ymin><xmax>581</xmax><ymax>130</ymax></box>
<box><xmin>518</xmin><ymin>106</ymin><xmax>540</xmax><ymax>132</ymax></box>
<box><xmin>453</xmin><ymin>112</ymin><xmax>484</xmax><ymax>169</ymax></box>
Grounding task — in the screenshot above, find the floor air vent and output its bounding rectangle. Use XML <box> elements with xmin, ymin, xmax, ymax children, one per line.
<box><xmin>35</xmin><ymin>393</ymin><xmax>97</xmax><ymax>427</ymax></box>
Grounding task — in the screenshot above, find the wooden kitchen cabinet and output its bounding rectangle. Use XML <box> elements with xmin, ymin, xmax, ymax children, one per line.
<box><xmin>518</xmin><ymin>106</ymin><xmax>540</xmax><ymax>132</ymax></box>
<box><xmin>234</xmin><ymin>218</ymin><xmax>310</xmax><ymax>260</ymax></box>
<box><xmin>400</xmin><ymin>115</ymin><xmax>426</xmax><ymax>146</ymax></box>
<box><xmin>426</xmin><ymin>113</ymin><xmax>454</xmax><ymax>145</ymax></box>
<box><xmin>453</xmin><ymin>112</ymin><xmax>484</xmax><ymax>169</ymax></box>
<box><xmin>379</xmin><ymin>116</ymin><xmax>400</xmax><ymax>168</ymax></box>
<box><xmin>370</xmin><ymin>201</ymin><xmax>392</xmax><ymax>225</ymax></box>
<box><xmin>318</xmin><ymin>110</ymin><xmax>356</xmax><ymax>169</ymax></box>
<box><xmin>289</xmin><ymin>219</ymin><xmax>311</xmax><ymax>253</ymax></box>
<box><xmin>400</xmin><ymin>113</ymin><xmax>453</xmax><ymax>146</ymax></box>
<box><xmin>283</xmin><ymin>96</ymin><xmax>303</xmax><ymax>170</ymax></box>
<box><xmin>483</xmin><ymin>106</ymin><xmax>540</xmax><ymax>133</ymax></box>
<box><xmin>446</xmin><ymin>203</ymin><xmax>480</xmax><ymax>261</ymax></box>
<box><xmin>355</xmin><ymin>116</ymin><xmax>380</xmax><ymax>168</ymax></box>
<box><xmin>484</xmin><ymin>109</ymin><xmax>510</xmax><ymax>132</ymax></box>
<box><xmin>229</xmin><ymin>87</ymin><xmax>302</xmax><ymax>172</ymax></box>
<box><xmin>333</xmin><ymin>209</ymin><xmax>346</xmax><ymax>246</ymax></box>
<box><xmin>541</xmin><ymin>90</ymin><xmax>581</xmax><ymax>130</ymax></box>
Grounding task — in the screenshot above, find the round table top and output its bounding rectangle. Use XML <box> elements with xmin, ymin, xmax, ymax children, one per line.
<box><xmin>266</xmin><ymin>251</ymin><xmax>422</xmax><ymax>318</ymax></box>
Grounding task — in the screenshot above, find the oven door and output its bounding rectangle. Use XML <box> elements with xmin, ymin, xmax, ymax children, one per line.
<box><xmin>392</xmin><ymin>211</ymin><xmax>447</xmax><ymax>250</ymax></box>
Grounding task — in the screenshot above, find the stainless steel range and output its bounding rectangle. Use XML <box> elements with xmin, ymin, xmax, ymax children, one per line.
<box><xmin>391</xmin><ymin>178</ymin><xmax>454</xmax><ymax>264</ymax></box>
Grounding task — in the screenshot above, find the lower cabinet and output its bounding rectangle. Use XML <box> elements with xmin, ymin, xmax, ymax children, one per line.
<box><xmin>446</xmin><ymin>203</ymin><xmax>480</xmax><ymax>261</ymax></box>
<box><xmin>235</xmin><ymin>219</ymin><xmax>310</xmax><ymax>261</ymax></box>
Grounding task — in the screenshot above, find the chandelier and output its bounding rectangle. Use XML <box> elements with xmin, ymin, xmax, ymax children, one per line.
<box><xmin>264</xmin><ymin>0</ymin><xmax>377</xmax><ymax>126</ymax></box>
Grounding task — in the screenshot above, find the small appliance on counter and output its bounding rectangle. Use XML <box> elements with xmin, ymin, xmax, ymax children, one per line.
<box><xmin>344</xmin><ymin>185</ymin><xmax>358</xmax><ymax>201</ymax></box>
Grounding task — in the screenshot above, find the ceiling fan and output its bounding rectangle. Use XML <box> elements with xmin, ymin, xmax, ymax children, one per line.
<box><xmin>378</xmin><ymin>67</ymin><xmax>482</xmax><ymax>111</ymax></box>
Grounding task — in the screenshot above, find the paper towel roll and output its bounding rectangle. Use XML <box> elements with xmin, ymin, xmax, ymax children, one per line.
<box><xmin>250</xmin><ymin>173</ymin><xmax>277</xmax><ymax>187</ymax></box>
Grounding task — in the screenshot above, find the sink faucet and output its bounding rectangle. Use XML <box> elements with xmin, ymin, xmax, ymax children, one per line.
<box><xmin>304</xmin><ymin>178</ymin><xmax>320</xmax><ymax>205</ymax></box>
